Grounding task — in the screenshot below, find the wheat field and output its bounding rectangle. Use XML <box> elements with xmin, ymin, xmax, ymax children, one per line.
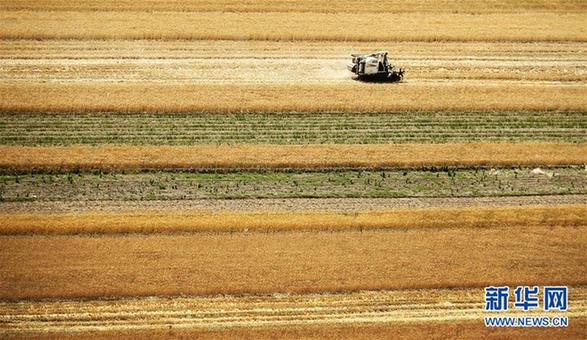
<box><xmin>0</xmin><ymin>0</ymin><xmax>586</xmax><ymax>338</ymax></box>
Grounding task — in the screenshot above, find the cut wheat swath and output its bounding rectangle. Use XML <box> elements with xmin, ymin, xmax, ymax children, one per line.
<box><xmin>2</xmin><ymin>56</ymin><xmax>586</xmax><ymax>83</ymax></box>
<box><xmin>1</xmin><ymin>288</ymin><xmax>586</xmax><ymax>335</ymax></box>
<box><xmin>1</xmin><ymin>205</ymin><xmax>585</xmax><ymax>235</ymax></box>
<box><xmin>0</xmin><ymin>143</ymin><xmax>585</xmax><ymax>172</ymax></box>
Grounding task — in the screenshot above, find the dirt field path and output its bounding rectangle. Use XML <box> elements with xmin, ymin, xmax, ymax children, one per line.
<box><xmin>1</xmin><ymin>195</ymin><xmax>586</xmax><ymax>214</ymax></box>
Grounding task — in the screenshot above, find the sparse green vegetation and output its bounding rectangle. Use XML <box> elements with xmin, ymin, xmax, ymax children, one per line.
<box><xmin>1</xmin><ymin>167</ymin><xmax>583</xmax><ymax>202</ymax></box>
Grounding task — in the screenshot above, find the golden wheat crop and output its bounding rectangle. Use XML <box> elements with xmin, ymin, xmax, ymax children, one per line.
<box><xmin>1</xmin><ymin>83</ymin><xmax>586</xmax><ymax>113</ymax></box>
<box><xmin>1</xmin><ymin>205</ymin><xmax>584</xmax><ymax>235</ymax></box>
<box><xmin>1</xmin><ymin>224</ymin><xmax>584</xmax><ymax>299</ymax></box>
<box><xmin>0</xmin><ymin>10</ymin><xmax>584</xmax><ymax>42</ymax></box>
<box><xmin>0</xmin><ymin>143</ymin><xmax>585</xmax><ymax>172</ymax></box>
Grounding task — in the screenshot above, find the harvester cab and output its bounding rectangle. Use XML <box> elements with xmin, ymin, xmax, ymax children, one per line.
<box><xmin>348</xmin><ymin>51</ymin><xmax>404</xmax><ymax>82</ymax></box>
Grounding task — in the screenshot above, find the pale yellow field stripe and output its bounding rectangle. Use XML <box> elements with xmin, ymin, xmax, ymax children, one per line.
<box><xmin>1</xmin><ymin>83</ymin><xmax>586</xmax><ymax>113</ymax></box>
<box><xmin>0</xmin><ymin>288</ymin><xmax>586</xmax><ymax>334</ymax></box>
<box><xmin>0</xmin><ymin>205</ymin><xmax>585</xmax><ymax>235</ymax></box>
<box><xmin>0</xmin><ymin>143</ymin><xmax>585</xmax><ymax>172</ymax></box>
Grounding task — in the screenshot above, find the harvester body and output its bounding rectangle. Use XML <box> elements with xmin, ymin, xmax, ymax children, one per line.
<box><xmin>348</xmin><ymin>51</ymin><xmax>404</xmax><ymax>81</ymax></box>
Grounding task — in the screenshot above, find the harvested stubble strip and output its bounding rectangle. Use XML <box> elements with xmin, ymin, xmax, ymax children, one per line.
<box><xmin>1</xmin><ymin>205</ymin><xmax>584</xmax><ymax>235</ymax></box>
<box><xmin>1</xmin><ymin>288</ymin><xmax>586</xmax><ymax>335</ymax></box>
<box><xmin>1</xmin><ymin>83</ymin><xmax>586</xmax><ymax>113</ymax></box>
<box><xmin>0</xmin><ymin>143</ymin><xmax>585</xmax><ymax>172</ymax></box>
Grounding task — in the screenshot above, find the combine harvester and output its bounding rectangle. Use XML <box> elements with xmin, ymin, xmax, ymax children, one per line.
<box><xmin>348</xmin><ymin>51</ymin><xmax>404</xmax><ymax>82</ymax></box>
